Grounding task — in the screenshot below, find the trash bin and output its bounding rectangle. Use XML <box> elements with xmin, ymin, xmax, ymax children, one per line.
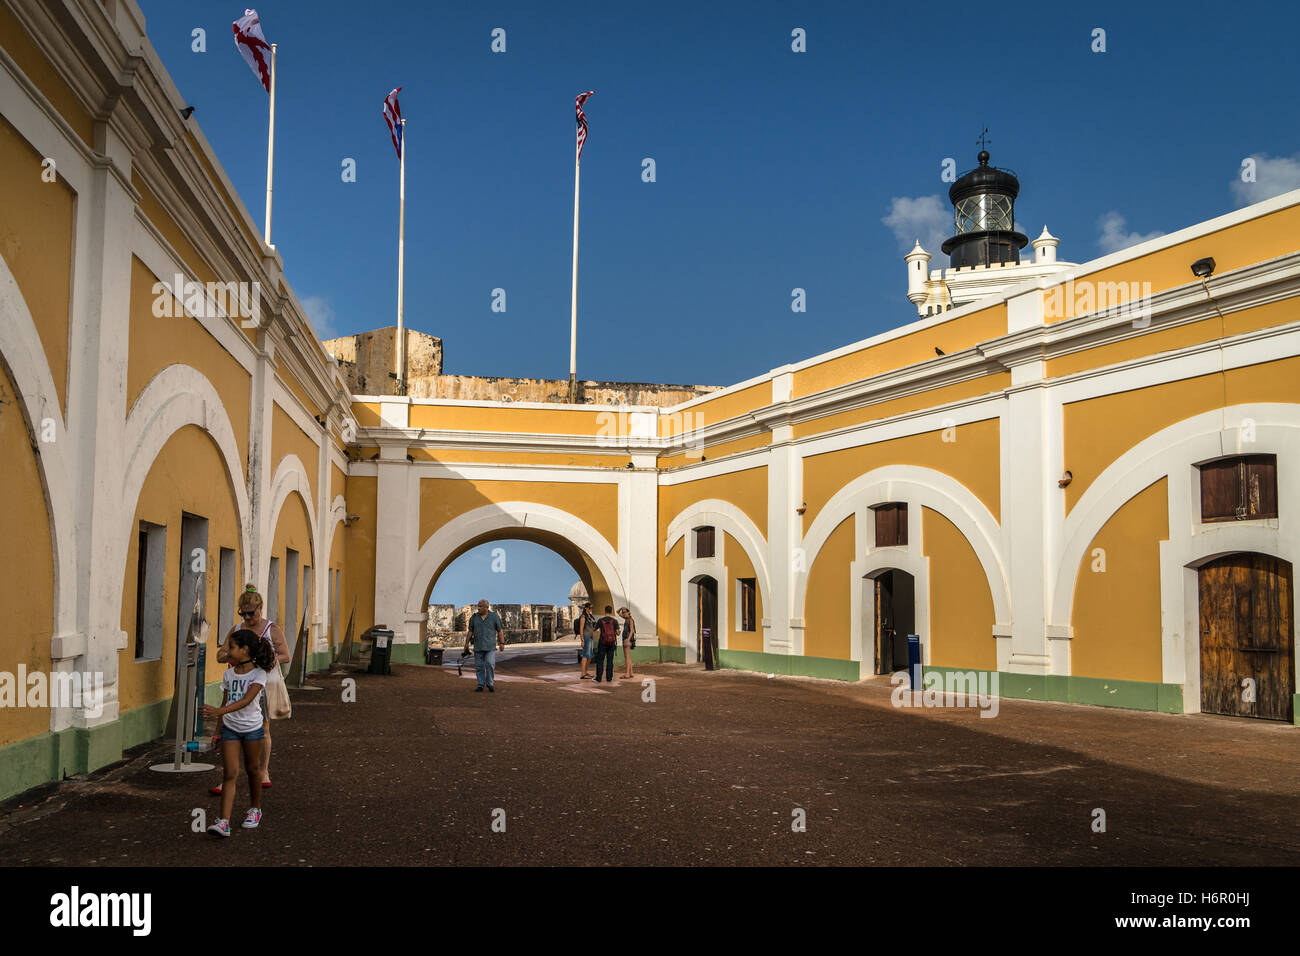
<box><xmin>425</xmin><ymin>645</ymin><xmax>444</xmax><ymax>666</ymax></box>
<box><xmin>365</xmin><ymin>626</ymin><xmax>394</xmax><ymax>675</ymax></box>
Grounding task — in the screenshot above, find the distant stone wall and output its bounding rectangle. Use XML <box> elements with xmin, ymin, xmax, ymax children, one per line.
<box><xmin>324</xmin><ymin>327</ymin><xmax>718</xmax><ymax>406</ymax></box>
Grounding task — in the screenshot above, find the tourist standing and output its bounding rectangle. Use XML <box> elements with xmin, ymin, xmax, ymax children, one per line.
<box><xmin>618</xmin><ymin>607</ymin><xmax>636</xmax><ymax>679</ymax></box>
<box><xmin>578</xmin><ymin>602</ymin><xmax>596</xmax><ymax>679</ymax></box>
<box><xmin>201</xmin><ymin>628</ymin><xmax>275</xmax><ymax>836</ymax></box>
<box><xmin>593</xmin><ymin>605</ymin><xmax>620</xmax><ymax>683</ymax></box>
<box><xmin>210</xmin><ymin>585</ymin><xmax>288</xmax><ymax>796</ymax></box>
<box><xmin>465</xmin><ymin>599</ymin><xmax>505</xmax><ymax>692</ymax></box>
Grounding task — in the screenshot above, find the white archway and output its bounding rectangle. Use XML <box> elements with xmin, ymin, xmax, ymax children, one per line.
<box><xmin>403</xmin><ymin>501</ymin><xmax>629</xmax><ymax>645</ymax></box>
<box><xmin>0</xmin><ymin>250</ymin><xmax>77</xmax><ymax>652</ymax></box>
<box><xmin>1051</xmin><ymin>404</ymin><xmax>1300</xmax><ymax>707</ymax></box>
<box><xmin>794</xmin><ymin>465</ymin><xmax>1011</xmax><ymax>631</ymax></box>
<box><xmin>119</xmin><ymin>364</ymin><xmax>253</xmax><ymax>582</ymax></box>
<box><xmin>262</xmin><ymin>453</ymin><xmax>319</xmax><ymax>589</ymax></box>
<box><xmin>665</xmin><ymin>499</ymin><xmax>770</xmax><ymax>657</ymax></box>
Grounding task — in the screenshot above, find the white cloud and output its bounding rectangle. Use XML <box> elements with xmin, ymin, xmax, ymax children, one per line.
<box><xmin>1231</xmin><ymin>153</ymin><xmax>1300</xmax><ymax>207</ymax></box>
<box><xmin>1096</xmin><ymin>211</ymin><xmax>1164</xmax><ymax>256</ymax></box>
<box><xmin>882</xmin><ymin>195</ymin><xmax>950</xmax><ymax>258</ymax></box>
<box><xmin>301</xmin><ymin>295</ymin><xmax>338</xmax><ymax>340</ymax></box>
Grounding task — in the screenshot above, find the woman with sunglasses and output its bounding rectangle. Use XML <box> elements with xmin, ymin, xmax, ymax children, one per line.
<box><xmin>209</xmin><ymin>584</ymin><xmax>289</xmax><ymax>796</ymax></box>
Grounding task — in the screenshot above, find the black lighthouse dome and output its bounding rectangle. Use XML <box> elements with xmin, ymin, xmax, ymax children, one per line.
<box><xmin>940</xmin><ymin>150</ymin><xmax>1029</xmax><ymax>269</ymax></box>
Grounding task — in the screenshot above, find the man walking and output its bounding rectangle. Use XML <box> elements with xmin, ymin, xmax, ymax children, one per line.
<box><xmin>465</xmin><ymin>599</ymin><xmax>505</xmax><ymax>692</ymax></box>
<box><xmin>593</xmin><ymin>605</ymin><xmax>621</xmax><ymax>683</ymax></box>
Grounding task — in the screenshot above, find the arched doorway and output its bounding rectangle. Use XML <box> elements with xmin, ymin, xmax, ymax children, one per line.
<box><xmin>1198</xmin><ymin>553</ymin><xmax>1295</xmax><ymax>721</ymax></box>
<box><xmin>693</xmin><ymin>575</ymin><xmax>718</xmax><ymax>670</ymax></box>
<box><xmin>868</xmin><ymin>569</ymin><xmax>914</xmax><ymax>675</ymax></box>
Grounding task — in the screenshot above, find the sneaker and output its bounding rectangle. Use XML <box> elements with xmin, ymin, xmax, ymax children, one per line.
<box><xmin>241</xmin><ymin>808</ymin><xmax>262</xmax><ymax>829</ymax></box>
<box><xmin>208</xmin><ymin>785</ymin><xmax>223</xmax><ymax>796</ymax></box>
<box><xmin>475</xmin><ymin>686</ymin><xmax>483</xmax><ymax>692</ymax></box>
<box><xmin>487</xmin><ymin>685</ymin><xmax>494</xmax><ymax>692</ymax></box>
<box><xmin>207</xmin><ymin>819</ymin><xmax>231</xmax><ymax>838</ymax></box>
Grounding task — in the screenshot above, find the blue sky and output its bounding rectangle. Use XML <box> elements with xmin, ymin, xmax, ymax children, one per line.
<box><xmin>140</xmin><ymin>0</ymin><xmax>1299</xmax><ymax>604</ymax></box>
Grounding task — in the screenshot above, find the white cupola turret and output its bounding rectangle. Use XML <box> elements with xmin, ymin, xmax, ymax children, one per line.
<box><xmin>905</xmin><ymin>239</ymin><xmax>931</xmax><ymax>306</ymax></box>
<box><xmin>1032</xmin><ymin>225</ymin><xmax>1059</xmax><ymax>264</ymax></box>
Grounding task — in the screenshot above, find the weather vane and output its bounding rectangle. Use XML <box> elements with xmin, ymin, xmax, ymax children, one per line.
<box><xmin>977</xmin><ymin>127</ymin><xmax>991</xmax><ymax>151</ymax></box>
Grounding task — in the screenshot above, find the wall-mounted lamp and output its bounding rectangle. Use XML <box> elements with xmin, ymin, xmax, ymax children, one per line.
<box><xmin>342</xmin><ymin>513</ymin><xmax>360</xmax><ymax>526</ymax></box>
<box><xmin>1191</xmin><ymin>257</ymin><xmax>1216</xmax><ymax>278</ymax></box>
<box><xmin>1058</xmin><ymin>470</ymin><xmax>1073</xmax><ymax>488</ymax></box>
<box><xmin>795</xmin><ymin>502</ymin><xmax>807</xmax><ymax>515</ymax></box>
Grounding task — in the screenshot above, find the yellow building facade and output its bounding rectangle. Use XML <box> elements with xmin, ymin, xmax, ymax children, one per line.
<box><xmin>2</xmin><ymin>0</ymin><xmax>1297</xmax><ymax>800</ymax></box>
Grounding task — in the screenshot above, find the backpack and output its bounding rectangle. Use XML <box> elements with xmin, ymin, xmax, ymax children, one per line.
<box><xmin>573</xmin><ymin>615</ymin><xmax>582</xmax><ymax>637</ymax></box>
<box><xmin>598</xmin><ymin>616</ymin><xmax>619</xmax><ymax>646</ymax></box>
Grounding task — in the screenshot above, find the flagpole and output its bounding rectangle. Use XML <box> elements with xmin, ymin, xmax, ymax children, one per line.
<box><xmin>568</xmin><ymin>139</ymin><xmax>580</xmax><ymax>404</ymax></box>
<box><xmin>264</xmin><ymin>43</ymin><xmax>277</xmax><ymax>247</ymax></box>
<box><xmin>396</xmin><ymin>117</ymin><xmax>407</xmax><ymax>395</ymax></box>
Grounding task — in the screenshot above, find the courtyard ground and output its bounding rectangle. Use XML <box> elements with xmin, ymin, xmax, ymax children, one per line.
<box><xmin>2</xmin><ymin>641</ymin><xmax>1297</xmax><ymax>866</ymax></box>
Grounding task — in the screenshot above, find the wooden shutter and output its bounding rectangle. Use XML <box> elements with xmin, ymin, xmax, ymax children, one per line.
<box><xmin>695</xmin><ymin>526</ymin><xmax>715</xmax><ymax>558</ymax></box>
<box><xmin>874</xmin><ymin>503</ymin><xmax>908</xmax><ymax>547</ymax></box>
<box><xmin>1200</xmin><ymin>455</ymin><xmax>1278</xmax><ymax>522</ymax></box>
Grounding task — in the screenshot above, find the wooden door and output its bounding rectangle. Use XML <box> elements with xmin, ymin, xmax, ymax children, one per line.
<box><xmin>1199</xmin><ymin>554</ymin><xmax>1295</xmax><ymax>721</ymax></box>
<box><xmin>698</xmin><ymin>578</ymin><xmax>718</xmax><ymax>670</ymax></box>
<box><xmin>874</xmin><ymin>574</ymin><xmax>897</xmax><ymax>675</ymax></box>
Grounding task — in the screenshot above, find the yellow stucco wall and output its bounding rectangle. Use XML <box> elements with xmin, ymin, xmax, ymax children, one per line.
<box><xmin>342</xmin><ymin>476</ymin><xmax>377</xmax><ymax>636</ymax></box>
<box><xmin>658</xmin><ymin>538</ymin><xmax>684</xmax><ymax>647</ymax></box>
<box><xmin>802</xmin><ymin>418</ymin><xmax>1001</xmax><ymax>534</ymax></box>
<box><xmin>277</xmin><ymin>362</ymin><xmax>322</xmax><ymax>421</ymax></box>
<box><xmin>664</xmin><ymin>382</ymin><xmax>771</xmax><ymax>436</ymax></box>
<box><xmin>1045</xmin><ymin>203</ymin><xmax>1300</xmax><ymax>324</ymax></box>
<box><xmin>1063</xmin><ymin>357</ymin><xmax>1300</xmax><ymax>513</ymax></box>
<box><xmin>1069</xmin><ymin>478</ymin><xmax>1168</xmax><ymax>683</ymax></box>
<box><xmin>271</xmin><ymin>403</ymin><xmax>320</xmax><ymax>508</ymax></box>
<box><xmin>410</xmin><ymin>403</ymin><xmax>615</xmax><ymax>435</ymax></box>
<box><xmin>267</xmin><ymin>489</ymin><xmax>314</xmax><ymax>638</ymax></box>
<box><xmin>802</xmin><ymin>515</ymin><xmax>854</xmax><ymax>660</ymax></box>
<box><xmin>793</xmin><ymin>303</ymin><xmax>1007</xmax><ymax>398</ymax></box>
<box><xmin>659</xmin><ymin>431</ymin><xmax>771</xmax><ymax>469</ymax></box>
<box><xmin>128</xmin><ymin>257</ymin><xmax>252</xmax><ymax>467</ymax></box>
<box><xmin>0</xmin><ymin>367</ymin><xmax>55</xmax><ymax>746</ymax></box>
<box><xmin>417</xmin><ymin>478</ymin><xmax>619</xmax><ymax>554</ymax></box>
<box><xmin>658</xmin><ymin>467</ymin><xmax>768</xmax><ymax>542</ymax></box>
<box><xmin>1046</xmin><ymin>298</ymin><xmax>1298</xmax><ymax>378</ymax></box>
<box><xmin>0</xmin><ymin>114</ymin><xmax>74</xmax><ymax>418</ymax></box>
<box><xmin>922</xmin><ymin>507</ymin><xmax>996</xmax><ymax>671</ymax></box>
<box><xmin>724</xmin><ymin>531</ymin><xmax>764</xmax><ymax>653</ymax></box>
<box><xmin>792</xmin><ymin>373</ymin><xmax>1011</xmax><ymax>440</ymax></box>
<box><xmin>0</xmin><ymin>5</ymin><xmax>94</xmax><ymax>146</ymax></box>
<box><xmin>132</xmin><ymin>175</ymin><xmax>220</xmax><ymax>290</ymax></box>
<box><xmin>117</xmin><ymin>425</ymin><xmax>244</xmax><ymax>713</ymax></box>
<box><xmin>408</xmin><ymin>447</ymin><xmax>631</xmax><ymax>468</ymax></box>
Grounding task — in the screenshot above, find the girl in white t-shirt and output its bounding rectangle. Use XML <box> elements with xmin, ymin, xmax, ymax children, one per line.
<box><xmin>200</xmin><ymin>629</ymin><xmax>276</xmax><ymax>837</ymax></box>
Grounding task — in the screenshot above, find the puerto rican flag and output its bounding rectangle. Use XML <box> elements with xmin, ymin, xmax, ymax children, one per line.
<box><xmin>232</xmin><ymin>9</ymin><xmax>272</xmax><ymax>92</ymax></box>
<box><xmin>383</xmin><ymin>87</ymin><xmax>403</xmax><ymax>159</ymax></box>
<box><xmin>575</xmin><ymin>90</ymin><xmax>594</xmax><ymax>162</ymax></box>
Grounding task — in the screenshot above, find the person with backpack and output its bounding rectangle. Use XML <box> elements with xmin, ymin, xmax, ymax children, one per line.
<box><xmin>593</xmin><ymin>605</ymin><xmax>621</xmax><ymax>683</ymax></box>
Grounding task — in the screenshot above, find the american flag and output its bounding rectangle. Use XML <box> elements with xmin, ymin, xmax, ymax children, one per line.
<box><xmin>383</xmin><ymin>87</ymin><xmax>403</xmax><ymax>159</ymax></box>
<box><xmin>575</xmin><ymin>90</ymin><xmax>594</xmax><ymax>162</ymax></box>
<box><xmin>232</xmin><ymin>9</ymin><xmax>272</xmax><ymax>93</ymax></box>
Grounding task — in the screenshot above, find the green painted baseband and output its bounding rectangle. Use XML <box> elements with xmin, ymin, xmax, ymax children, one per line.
<box><xmin>717</xmin><ymin>648</ymin><xmax>861</xmax><ymax>682</ymax></box>
<box><xmin>923</xmin><ymin>666</ymin><xmax>1184</xmax><ymax>714</ymax></box>
<box><xmin>655</xmin><ymin>645</ymin><xmax>687</xmax><ymax>664</ymax></box>
<box><xmin>0</xmin><ymin>679</ymin><xmax>228</xmax><ymax>802</ymax></box>
<box><xmin>1293</xmin><ymin>694</ymin><xmax>1300</xmax><ymax>726</ymax></box>
<box><xmin>306</xmin><ymin>650</ymin><xmax>333</xmax><ymax>674</ymax></box>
